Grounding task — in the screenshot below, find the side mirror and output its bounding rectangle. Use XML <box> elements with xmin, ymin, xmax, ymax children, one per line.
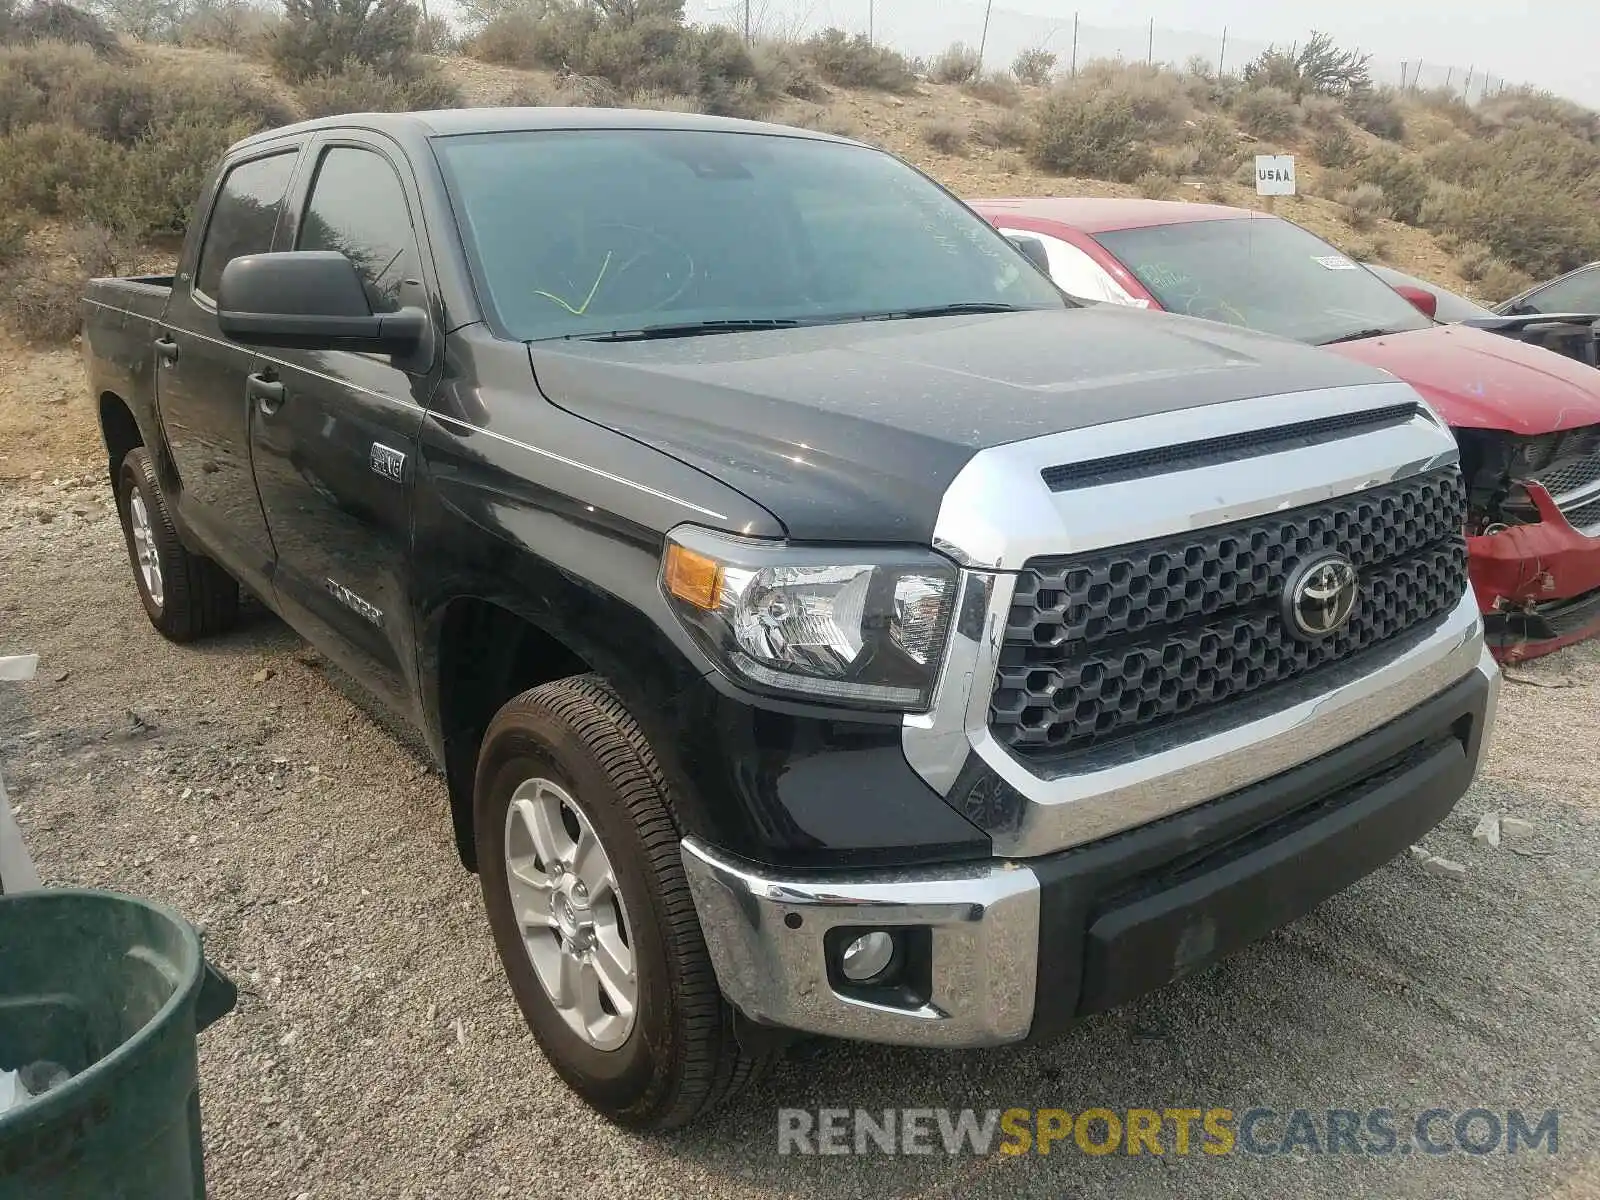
<box><xmin>217</xmin><ymin>251</ymin><xmax>426</xmax><ymax>352</ymax></box>
<box><xmin>1007</xmin><ymin>234</ymin><xmax>1051</xmax><ymax>277</ymax></box>
<box><xmin>1393</xmin><ymin>283</ymin><xmax>1439</xmax><ymax>320</ymax></box>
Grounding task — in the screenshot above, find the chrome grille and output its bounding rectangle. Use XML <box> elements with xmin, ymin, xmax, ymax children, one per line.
<box><xmin>989</xmin><ymin>469</ymin><xmax>1468</xmax><ymax>761</ymax></box>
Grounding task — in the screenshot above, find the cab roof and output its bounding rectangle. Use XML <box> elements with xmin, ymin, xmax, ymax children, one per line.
<box><xmin>232</xmin><ymin>106</ymin><xmax>853</xmax><ymax>153</ymax></box>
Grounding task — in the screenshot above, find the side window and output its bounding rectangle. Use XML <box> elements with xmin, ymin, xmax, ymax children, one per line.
<box><xmin>1519</xmin><ymin>266</ymin><xmax>1600</xmax><ymax>316</ymax></box>
<box><xmin>296</xmin><ymin>146</ymin><xmax>420</xmax><ymax>314</ymax></box>
<box><xmin>996</xmin><ymin>227</ymin><xmax>1146</xmax><ymax>308</ymax></box>
<box><xmin>194</xmin><ymin>151</ymin><xmax>298</xmax><ymax>301</ymax></box>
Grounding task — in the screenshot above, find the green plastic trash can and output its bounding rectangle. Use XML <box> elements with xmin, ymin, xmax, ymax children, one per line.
<box><xmin>0</xmin><ymin>889</ymin><xmax>236</xmax><ymax>1199</ymax></box>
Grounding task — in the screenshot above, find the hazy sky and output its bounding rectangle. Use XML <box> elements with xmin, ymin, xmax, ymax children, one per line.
<box><xmin>1000</xmin><ymin>0</ymin><xmax>1599</xmax><ymax>105</ymax></box>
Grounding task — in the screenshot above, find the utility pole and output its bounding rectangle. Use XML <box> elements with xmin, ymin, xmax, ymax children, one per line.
<box><xmin>868</xmin><ymin>0</ymin><xmax>873</xmax><ymax>44</ymax></box>
<box><xmin>979</xmin><ymin>0</ymin><xmax>994</xmax><ymax>68</ymax></box>
<box><xmin>1463</xmin><ymin>64</ymin><xmax>1474</xmax><ymax>97</ymax></box>
<box><xmin>1071</xmin><ymin>11</ymin><xmax>1078</xmax><ymax>77</ymax></box>
<box><xmin>1413</xmin><ymin>59</ymin><xmax>1423</xmax><ymax>91</ymax></box>
<box><xmin>743</xmin><ymin>0</ymin><xmax>750</xmax><ymax>45</ymax></box>
<box><xmin>1444</xmin><ymin>66</ymin><xmax>1453</xmax><ymax>89</ymax></box>
<box><xmin>1146</xmin><ymin>18</ymin><xmax>1153</xmax><ymax>64</ymax></box>
<box><xmin>1218</xmin><ymin>26</ymin><xmax>1227</xmax><ymax>77</ymax></box>
<box><xmin>1400</xmin><ymin>60</ymin><xmax>1408</xmax><ymax>89</ymax></box>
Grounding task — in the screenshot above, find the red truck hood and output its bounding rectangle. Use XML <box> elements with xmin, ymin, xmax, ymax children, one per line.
<box><xmin>1325</xmin><ymin>324</ymin><xmax>1600</xmax><ymax>434</ymax></box>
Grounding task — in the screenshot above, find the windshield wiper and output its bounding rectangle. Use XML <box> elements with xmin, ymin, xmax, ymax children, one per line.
<box><xmin>1317</xmin><ymin>327</ymin><xmax>1396</xmax><ymax>346</ymax></box>
<box><xmin>859</xmin><ymin>302</ymin><xmax>1036</xmax><ymax>321</ymax></box>
<box><xmin>580</xmin><ymin>319</ymin><xmax>803</xmax><ymax>342</ymax></box>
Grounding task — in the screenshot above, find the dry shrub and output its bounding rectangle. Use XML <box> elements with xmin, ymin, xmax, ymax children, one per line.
<box><xmin>970</xmin><ymin>108</ymin><xmax>1032</xmax><ymax>150</ymax></box>
<box><xmin>1343</xmin><ymin>234</ymin><xmax>1391</xmax><ymax>263</ymax></box>
<box><xmin>930</xmin><ymin>41</ymin><xmax>980</xmax><ymax>85</ymax></box>
<box><xmin>3</xmin><ymin>0</ymin><xmax>121</xmax><ymax>54</ymax></box>
<box><xmin>749</xmin><ymin>39</ymin><xmax>827</xmax><ymax>101</ymax></box>
<box><xmin>1235</xmin><ymin>85</ymin><xmax>1298</xmax><ymax>138</ymax></box>
<box><xmin>4</xmin><ymin>273</ymin><xmax>84</xmax><ymax>341</ymax></box>
<box><xmin>472</xmin><ymin>5</ymin><xmax>780</xmax><ymax>117</ymax></box>
<box><xmin>1438</xmin><ymin>184</ymin><xmax>1600</xmax><ymax>280</ymax></box>
<box><xmin>1012</xmin><ymin>46</ymin><xmax>1055</xmax><ymax>87</ymax></box>
<box><xmin>920</xmin><ymin>116</ymin><xmax>966</xmax><ymax>154</ymax></box>
<box><xmin>1478</xmin><ymin>86</ymin><xmax>1600</xmax><ymax>142</ymax></box>
<box><xmin>270</xmin><ymin>0</ymin><xmax>429</xmax><ymax>84</ymax></box>
<box><xmin>0</xmin><ymin>223</ymin><xmax>135</xmax><ymax>343</ymax></box>
<box><xmin>1336</xmin><ymin>182</ymin><xmax>1390</xmax><ymax>230</ymax></box>
<box><xmin>1189</xmin><ymin>113</ymin><xmax>1243</xmax><ymax>175</ymax></box>
<box><xmin>1352</xmin><ymin>147</ymin><xmax>1430</xmax><ymax>224</ymax></box>
<box><xmin>1408</xmin><ymin>84</ymin><xmax>1479</xmax><ymax>134</ymax></box>
<box><xmin>1075</xmin><ymin>60</ymin><xmax>1189</xmax><ymax>140</ymax></box>
<box><xmin>801</xmin><ymin>27</ymin><xmax>915</xmax><ymax>93</ymax></box>
<box><xmin>1298</xmin><ymin>93</ymin><xmax>1343</xmax><ymax>133</ymax></box>
<box><xmin>626</xmin><ymin>88</ymin><xmax>704</xmax><ymax>113</ymax></box>
<box><xmin>1135</xmin><ymin>170</ymin><xmax>1173</xmax><ymax>199</ymax></box>
<box><xmin>1476</xmin><ymin>260</ymin><xmax>1534</xmax><ymax>305</ymax></box>
<box><xmin>1344</xmin><ymin>85</ymin><xmax>1404</xmax><ymax>140</ymax></box>
<box><xmin>298</xmin><ymin>57</ymin><xmax>460</xmax><ymax>117</ymax></box>
<box><xmin>1030</xmin><ymin>81</ymin><xmax>1154</xmax><ymax>182</ymax></box>
<box><xmin>1310</xmin><ymin>121</ymin><xmax>1358</xmax><ymax>167</ymax></box>
<box><xmin>964</xmin><ymin>70</ymin><xmax>1020</xmax><ymax>108</ymax></box>
<box><xmin>1454</xmin><ymin>243</ymin><xmax>1494</xmax><ymax>283</ymax></box>
<box><xmin>177</xmin><ymin>0</ymin><xmax>280</xmax><ymax>52</ymax></box>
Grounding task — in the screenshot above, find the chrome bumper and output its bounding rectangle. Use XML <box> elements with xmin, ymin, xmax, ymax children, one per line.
<box><xmin>679</xmin><ymin>837</ymin><xmax>1040</xmax><ymax>1047</ymax></box>
<box><xmin>682</xmin><ymin>648</ymin><xmax>1499</xmax><ymax>1049</ymax></box>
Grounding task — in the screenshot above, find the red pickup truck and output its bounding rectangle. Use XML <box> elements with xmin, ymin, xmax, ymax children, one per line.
<box><xmin>975</xmin><ymin>197</ymin><xmax>1600</xmax><ymax>661</ymax></box>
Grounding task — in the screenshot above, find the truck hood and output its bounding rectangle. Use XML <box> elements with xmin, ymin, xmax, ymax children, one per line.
<box><xmin>1324</xmin><ymin>323</ymin><xmax>1600</xmax><ymax>435</ymax></box>
<box><xmin>529</xmin><ymin>306</ymin><xmax>1395</xmax><ymax>542</ymax></box>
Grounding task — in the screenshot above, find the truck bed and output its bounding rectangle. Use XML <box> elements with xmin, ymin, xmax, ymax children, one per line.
<box><xmin>85</xmin><ymin>275</ymin><xmax>173</xmax><ymax>322</ymax></box>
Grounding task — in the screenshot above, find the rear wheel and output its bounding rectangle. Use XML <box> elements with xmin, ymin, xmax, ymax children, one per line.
<box><xmin>115</xmin><ymin>448</ymin><xmax>239</xmax><ymax>642</ymax></box>
<box><xmin>474</xmin><ymin>674</ymin><xmax>771</xmax><ymax>1130</ymax></box>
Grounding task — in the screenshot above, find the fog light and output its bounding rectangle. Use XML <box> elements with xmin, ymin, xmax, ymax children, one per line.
<box><xmin>840</xmin><ymin>931</ymin><xmax>897</xmax><ymax>983</ymax></box>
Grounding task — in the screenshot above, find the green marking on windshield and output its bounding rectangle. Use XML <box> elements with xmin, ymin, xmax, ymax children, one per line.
<box><xmin>534</xmin><ymin>251</ymin><xmax>614</xmax><ymax>316</ymax></box>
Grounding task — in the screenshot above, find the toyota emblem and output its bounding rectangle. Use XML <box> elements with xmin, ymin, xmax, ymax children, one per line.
<box><xmin>1283</xmin><ymin>553</ymin><xmax>1359</xmax><ymax>639</ymax></box>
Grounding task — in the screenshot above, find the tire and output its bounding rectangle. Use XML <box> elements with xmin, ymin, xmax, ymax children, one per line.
<box><xmin>115</xmin><ymin>447</ymin><xmax>239</xmax><ymax>642</ymax></box>
<box><xmin>474</xmin><ymin>674</ymin><xmax>771</xmax><ymax>1130</ymax></box>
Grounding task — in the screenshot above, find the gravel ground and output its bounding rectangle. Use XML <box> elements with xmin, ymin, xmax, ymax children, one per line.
<box><xmin>2</xmin><ymin>471</ymin><xmax>1597</xmax><ymax>1199</ymax></box>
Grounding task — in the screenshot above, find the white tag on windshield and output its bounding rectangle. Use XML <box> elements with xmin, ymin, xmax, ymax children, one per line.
<box><xmin>1314</xmin><ymin>255</ymin><xmax>1359</xmax><ymax>271</ymax></box>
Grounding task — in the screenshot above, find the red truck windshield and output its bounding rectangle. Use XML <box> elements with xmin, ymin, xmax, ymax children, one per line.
<box><xmin>1094</xmin><ymin>216</ymin><xmax>1434</xmax><ymax>347</ymax></box>
<box><xmin>432</xmin><ymin>127</ymin><xmax>1065</xmax><ymax>341</ymax></box>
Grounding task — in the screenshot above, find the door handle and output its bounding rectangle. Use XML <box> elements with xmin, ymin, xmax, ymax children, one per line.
<box><xmin>154</xmin><ymin>336</ymin><xmax>179</xmax><ymax>365</ymax></box>
<box><xmin>247</xmin><ymin>372</ymin><xmax>286</xmax><ymax>415</ymax></box>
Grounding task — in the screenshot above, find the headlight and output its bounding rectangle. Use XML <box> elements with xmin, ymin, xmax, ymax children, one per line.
<box><xmin>660</xmin><ymin>526</ymin><xmax>959</xmax><ymax>712</ymax></box>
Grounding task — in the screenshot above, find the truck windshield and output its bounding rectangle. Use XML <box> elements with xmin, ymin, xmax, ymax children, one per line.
<box><xmin>432</xmin><ymin>128</ymin><xmax>1066</xmax><ymax>341</ymax></box>
<box><xmin>1093</xmin><ymin>216</ymin><xmax>1434</xmax><ymax>346</ymax></box>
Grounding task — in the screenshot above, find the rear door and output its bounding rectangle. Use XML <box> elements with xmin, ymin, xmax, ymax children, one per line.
<box><xmin>157</xmin><ymin>145</ymin><xmax>303</xmax><ymax>586</ymax></box>
<box><xmin>247</xmin><ymin>132</ymin><xmax>438</xmax><ymax>717</ymax></box>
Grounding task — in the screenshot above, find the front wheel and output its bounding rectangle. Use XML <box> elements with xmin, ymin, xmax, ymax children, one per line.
<box><xmin>115</xmin><ymin>448</ymin><xmax>239</xmax><ymax>642</ymax></box>
<box><xmin>474</xmin><ymin>675</ymin><xmax>770</xmax><ymax>1130</ymax></box>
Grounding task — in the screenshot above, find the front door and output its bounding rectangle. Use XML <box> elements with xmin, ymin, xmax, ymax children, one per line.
<box><xmin>248</xmin><ymin>135</ymin><xmax>438</xmax><ymax>717</ymax></box>
<box><xmin>157</xmin><ymin>146</ymin><xmax>302</xmax><ymax>584</ymax></box>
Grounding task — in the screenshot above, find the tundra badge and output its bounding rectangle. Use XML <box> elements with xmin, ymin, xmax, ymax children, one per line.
<box><xmin>370</xmin><ymin>443</ymin><xmax>407</xmax><ymax>482</ymax></box>
<box><xmin>325</xmin><ymin>578</ymin><xmax>383</xmax><ymax>627</ymax></box>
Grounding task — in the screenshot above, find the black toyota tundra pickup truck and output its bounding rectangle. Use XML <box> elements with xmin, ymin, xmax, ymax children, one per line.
<box><xmin>82</xmin><ymin>108</ymin><xmax>1500</xmax><ymax>1130</ymax></box>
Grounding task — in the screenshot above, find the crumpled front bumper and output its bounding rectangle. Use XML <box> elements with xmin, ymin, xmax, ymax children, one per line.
<box><xmin>1470</xmin><ymin>482</ymin><xmax>1600</xmax><ymax>661</ymax></box>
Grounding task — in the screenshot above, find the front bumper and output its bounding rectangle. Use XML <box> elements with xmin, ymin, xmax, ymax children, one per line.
<box><xmin>1471</xmin><ymin>482</ymin><xmax>1600</xmax><ymax>661</ymax></box>
<box><xmin>681</xmin><ymin>651</ymin><xmax>1497</xmax><ymax>1048</ymax></box>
